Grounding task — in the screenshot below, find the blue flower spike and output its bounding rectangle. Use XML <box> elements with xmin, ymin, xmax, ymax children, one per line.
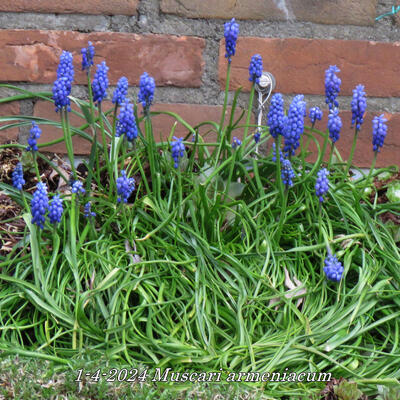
<box><xmin>309</xmin><ymin>106</ymin><xmax>323</xmax><ymax>127</ymax></box>
<box><xmin>52</xmin><ymin>51</ymin><xmax>74</xmax><ymax>112</ymax></box>
<box><xmin>372</xmin><ymin>114</ymin><xmax>388</xmax><ymax>153</ymax></box>
<box><xmin>138</xmin><ymin>72</ymin><xmax>155</xmax><ymax>114</ymax></box>
<box><xmin>31</xmin><ymin>182</ymin><xmax>49</xmax><ymax>229</ymax></box>
<box><xmin>324</xmin><ymin>253</ymin><xmax>344</xmax><ymax>282</ymax></box>
<box><xmin>116</xmin><ymin>99</ymin><xmax>138</xmax><ymax>142</ymax></box>
<box><xmin>254</xmin><ymin>129</ymin><xmax>261</xmax><ymax>144</ymax></box>
<box><xmin>224</xmin><ymin>18</ymin><xmax>239</xmax><ymax>63</ymax></box>
<box><xmin>112</xmin><ymin>77</ymin><xmax>129</xmax><ymax>106</ymax></box>
<box><xmin>81</xmin><ymin>41</ymin><xmax>95</xmax><ymax>72</ymax></box>
<box><xmin>171</xmin><ymin>136</ymin><xmax>185</xmax><ymax>169</ymax></box>
<box><xmin>325</xmin><ymin>65</ymin><xmax>341</xmax><ymax>110</ymax></box>
<box><xmin>71</xmin><ymin>181</ymin><xmax>86</xmax><ymax>196</ymax></box>
<box><xmin>26</xmin><ymin>122</ymin><xmax>42</xmax><ymax>152</ymax></box>
<box><xmin>351</xmin><ymin>84</ymin><xmax>367</xmax><ymax>131</ymax></box>
<box><xmin>283</xmin><ymin>95</ymin><xmax>306</xmax><ymax>157</ymax></box>
<box><xmin>248</xmin><ymin>54</ymin><xmax>263</xmax><ymax>84</ymax></box>
<box><xmin>315</xmin><ymin>168</ymin><xmax>330</xmax><ymax>203</ymax></box>
<box><xmin>12</xmin><ymin>163</ymin><xmax>25</xmax><ymax>191</ymax></box>
<box><xmin>232</xmin><ymin>136</ymin><xmax>242</xmax><ymax>149</ymax></box>
<box><xmin>328</xmin><ymin>108</ymin><xmax>342</xmax><ymax>144</ymax></box>
<box><xmin>48</xmin><ymin>194</ymin><xmax>63</xmax><ymax>224</ymax></box>
<box><xmin>92</xmin><ymin>61</ymin><xmax>109</xmax><ymax>104</ymax></box>
<box><xmin>281</xmin><ymin>159</ymin><xmax>296</xmax><ymax>188</ymax></box>
<box><xmin>116</xmin><ymin>170</ymin><xmax>135</xmax><ymax>203</ymax></box>
<box><xmin>57</xmin><ymin>51</ymin><xmax>74</xmax><ymax>83</ymax></box>
<box><xmin>84</xmin><ymin>201</ymin><xmax>96</xmax><ymax>218</ymax></box>
<box><xmin>267</xmin><ymin>93</ymin><xmax>286</xmax><ymax>139</ymax></box>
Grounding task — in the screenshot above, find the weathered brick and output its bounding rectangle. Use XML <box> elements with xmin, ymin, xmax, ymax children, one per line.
<box><xmin>0</xmin><ymin>0</ymin><xmax>138</xmax><ymax>15</ymax></box>
<box><xmin>0</xmin><ymin>102</ymin><xmax>20</xmax><ymax>144</ymax></box>
<box><xmin>219</xmin><ymin>37</ymin><xmax>400</xmax><ymax>97</ymax></box>
<box><xmin>161</xmin><ymin>0</ymin><xmax>377</xmax><ymax>26</ymax></box>
<box><xmin>304</xmin><ymin>111</ymin><xmax>399</xmax><ymax>167</ymax></box>
<box><xmin>0</xmin><ymin>30</ymin><xmax>205</xmax><ymax>87</ymax></box>
<box><xmin>33</xmin><ymin>101</ymin><xmax>247</xmax><ymax>154</ymax></box>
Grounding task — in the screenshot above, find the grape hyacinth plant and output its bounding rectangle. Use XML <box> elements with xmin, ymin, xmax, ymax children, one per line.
<box><xmin>48</xmin><ymin>194</ymin><xmax>63</xmax><ymax>225</ymax></box>
<box><xmin>12</xmin><ymin>163</ymin><xmax>25</xmax><ymax>191</ymax></box>
<box><xmin>325</xmin><ymin>65</ymin><xmax>341</xmax><ymax>110</ymax></box>
<box><xmin>84</xmin><ymin>201</ymin><xmax>96</xmax><ymax>218</ymax></box>
<box><xmin>71</xmin><ymin>181</ymin><xmax>86</xmax><ymax>196</ymax></box>
<box><xmin>315</xmin><ymin>168</ymin><xmax>330</xmax><ymax>203</ymax></box>
<box><xmin>248</xmin><ymin>54</ymin><xmax>263</xmax><ymax>84</ymax></box>
<box><xmin>283</xmin><ymin>95</ymin><xmax>306</xmax><ymax>157</ymax></box>
<box><xmin>116</xmin><ymin>100</ymin><xmax>138</xmax><ymax>142</ymax></box>
<box><xmin>323</xmin><ymin>254</ymin><xmax>344</xmax><ymax>282</ymax></box>
<box><xmin>112</xmin><ymin>77</ymin><xmax>129</xmax><ymax>106</ymax></box>
<box><xmin>116</xmin><ymin>170</ymin><xmax>135</xmax><ymax>203</ymax></box>
<box><xmin>81</xmin><ymin>41</ymin><xmax>95</xmax><ymax>72</ymax></box>
<box><xmin>232</xmin><ymin>136</ymin><xmax>242</xmax><ymax>149</ymax></box>
<box><xmin>327</xmin><ymin>108</ymin><xmax>342</xmax><ymax>144</ymax></box>
<box><xmin>281</xmin><ymin>159</ymin><xmax>296</xmax><ymax>189</ymax></box>
<box><xmin>31</xmin><ymin>182</ymin><xmax>49</xmax><ymax>229</ymax></box>
<box><xmin>92</xmin><ymin>61</ymin><xmax>109</xmax><ymax>104</ymax></box>
<box><xmin>224</xmin><ymin>18</ymin><xmax>239</xmax><ymax>63</ymax></box>
<box><xmin>372</xmin><ymin>114</ymin><xmax>388</xmax><ymax>153</ymax></box>
<box><xmin>171</xmin><ymin>137</ymin><xmax>185</xmax><ymax>169</ymax></box>
<box><xmin>267</xmin><ymin>93</ymin><xmax>286</xmax><ymax>139</ymax></box>
<box><xmin>138</xmin><ymin>72</ymin><xmax>155</xmax><ymax>114</ymax></box>
<box><xmin>309</xmin><ymin>106</ymin><xmax>323</xmax><ymax>128</ymax></box>
<box><xmin>26</xmin><ymin>122</ymin><xmax>42</xmax><ymax>152</ymax></box>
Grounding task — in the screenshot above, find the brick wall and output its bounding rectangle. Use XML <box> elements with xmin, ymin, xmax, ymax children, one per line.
<box><xmin>0</xmin><ymin>0</ymin><xmax>399</xmax><ymax>167</ymax></box>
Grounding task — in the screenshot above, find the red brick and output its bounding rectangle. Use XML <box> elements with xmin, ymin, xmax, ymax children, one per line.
<box><xmin>161</xmin><ymin>0</ymin><xmax>377</xmax><ymax>26</ymax></box>
<box><xmin>0</xmin><ymin>0</ymin><xmax>138</xmax><ymax>15</ymax></box>
<box><xmin>305</xmin><ymin>111</ymin><xmax>399</xmax><ymax>167</ymax></box>
<box><xmin>219</xmin><ymin>37</ymin><xmax>400</xmax><ymax>97</ymax></box>
<box><xmin>0</xmin><ymin>102</ymin><xmax>20</xmax><ymax>144</ymax></box>
<box><xmin>0</xmin><ymin>30</ymin><xmax>205</xmax><ymax>87</ymax></box>
<box><xmin>34</xmin><ymin>101</ymin><xmax>248</xmax><ymax>154</ymax></box>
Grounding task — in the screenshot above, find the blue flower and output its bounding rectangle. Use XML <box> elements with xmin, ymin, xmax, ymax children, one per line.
<box><xmin>272</xmin><ymin>142</ymin><xmax>284</xmax><ymax>163</ymax></box>
<box><xmin>267</xmin><ymin>93</ymin><xmax>285</xmax><ymax>139</ymax></box>
<box><xmin>52</xmin><ymin>77</ymin><xmax>72</xmax><ymax>112</ymax></box>
<box><xmin>324</xmin><ymin>254</ymin><xmax>344</xmax><ymax>282</ymax></box>
<box><xmin>48</xmin><ymin>194</ymin><xmax>63</xmax><ymax>224</ymax></box>
<box><xmin>26</xmin><ymin>122</ymin><xmax>42</xmax><ymax>152</ymax></box>
<box><xmin>283</xmin><ymin>95</ymin><xmax>306</xmax><ymax>156</ymax></box>
<box><xmin>309</xmin><ymin>106</ymin><xmax>323</xmax><ymax>126</ymax></box>
<box><xmin>12</xmin><ymin>163</ymin><xmax>25</xmax><ymax>191</ymax></box>
<box><xmin>92</xmin><ymin>61</ymin><xmax>109</xmax><ymax>104</ymax></box>
<box><xmin>372</xmin><ymin>114</ymin><xmax>388</xmax><ymax>153</ymax></box>
<box><xmin>71</xmin><ymin>181</ymin><xmax>86</xmax><ymax>196</ymax></box>
<box><xmin>112</xmin><ymin>77</ymin><xmax>128</xmax><ymax>106</ymax></box>
<box><xmin>281</xmin><ymin>159</ymin><xmax>296</xmax><ymax>188</ymax></box>
<box><xmin>315</xmin><ymin>168</ymin><xmax>330</xmax><ymax>203</ymax></box>
<box><xmin>84</xmin><ymin>201</ymin><xmax>96</xmax><ymax>218</ymax></box>
<box><xmin>248</xmin><ymin>54</ymin><xmax>263</xmax><ymax>84</ymax></box>
<box><xmin>325</xmin><ymin>65</ymin><xmax>341</xmax><ymax>110</ymax></box>
<box><xmin>31</xmin><ymin>182</ymin><xmax>49</xmax><ymax>229</ymax></box>
<box><xmin>232</xmin><ymin>136</ymin><xmax>242</xmax><ymax>149</ymax></box>
<box><xmin>57</xmin><ymin>51</ymin><xmax>74</xmax><ymax>84</ymax></box>
<box><xmin>81</xmin><ymin>41</ymin><xmax>95</xmax><ymax>72</ymax></box>
<box><xmin>171</xmin><ymin>136</ymin><xmax>185</xmax><ymax>168</ymax></box>
<box><xmin>328</xmin><ymin>108</ymin><xmax>342</xmax><ymax>144</ymax></box>
<box><xmin>116</xmin><ymin>100</ymin><xmax>138</xmax><ymax>142</ymax></box>
<box><xmin>138</xmin><ymin>72</ymin><xmax>155</xmax><ymax>113</ymax></box>
<box><xmin>224</xmin><ymin>18</ymin><xmax>239</xmax><ymax>63</ymax></box>
<box><xmin>254</xmin><ymin>129</ymin><xmax>261</xmax><ymax>144</ymax></box>
<box><xmin>351</xmin><ymin>84</ymin><xmax>367</xmax><ymax>131</ymax></box>
<box><xmin>116</xmin><ymin>170</ymin><xmax>135</xmax><ymax>203</ymax></box>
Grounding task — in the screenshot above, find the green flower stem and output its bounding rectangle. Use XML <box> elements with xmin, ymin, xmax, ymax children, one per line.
<box><xmin>98</xmin><ymin>102</ymin><xmax>112</xmax><ymax>181</ymax></box>
<box><xmin>134</xmin><ymin>144</ymin><xmax>151</xmax><ymax>197</ymax></box>
<box><xmin>32</xmin><ymin>153</ymin><xmax>41</xmax><ymax>182</ymax></box>
<box><xmin>345</xmin><ymin>127</ymin><xmax>359</xmax><ymax>177</ymax></box>
<box><xmin>144</xmin><ymin>115</ymin><xmax>158</xmax><ymax>197</ymax></box>
<box><xmin>215</xmin><ymin>62</ymin><xmax>231</xmax><ymax>165</ymax></box>
<box><xmin>328</xmin><ymin>143</ymin><xmax>335</xmax><ymax>170</ymax></box>
<box><xmin>363</xmin><ymin>151</ymin><xmax>378</xmax><ymax>197</ymax></box>
<box><xmin>275</xmin><ymin>135</ymin><xmax>284</xmax><ymax>207</ymax></box>
<box><xmin>240</xmin><ymin>83</ymin><xmax>256</xmax><ymax>158</ymax></box>
<box><xmin>61</xmin><ymin>108</ymin><xmax>76</xmax><ymax>178</ymax></box>
<box><xmin>109</xmin><ymin>103</ymin><xmax>119</xmax><ymax>198</ymax></box>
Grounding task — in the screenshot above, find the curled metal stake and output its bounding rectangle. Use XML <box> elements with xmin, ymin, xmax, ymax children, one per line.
<box><xmin>254</xmin><ymin>71</ymin><xmax>276</xmax><ymax>152</ymax></box>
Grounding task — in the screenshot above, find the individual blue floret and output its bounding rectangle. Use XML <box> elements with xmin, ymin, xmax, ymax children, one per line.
<box><xmin>232</xmin><ymin>136</ymin><xmax>242</xmax><ymax>149</ymax></box>
<box><xmin>224</xmin><ymin>18</ymin><xmax>239</xmax><ymax>63</ymax></box>
<box><xmin>171</xmin><ymin>136</ymin><xmax>185</xmax><ymax>168</ymax></box>
<box><xmin>248</xmin><ymin>54</ymin><xmax>263</xmax><ymax>84</ymax></box>
<box><xmin>116</xmin><ymin>99</ymin><xmax>138</xmax><ymax>142</ymax></box>
<box><xmin>351</xmin><ymin>84</ymin><xmax>367</xmax><ymax>131</ymax></box>
<box><xmin>112</xmin><ymin>77</ymin><xmax>129</xmax><ymax>106</ymax></box>
<box><xmin>254</xmin><ymin>129</ymin><xmax>261</xmax><ymax>144</ymax></box>
<box><xmin>31</xmin><ymin>182</ymin><xmax>49</xmax><ymax>229</ymax></box>
<box><xmin>328</xmin><ymin>108</ymin><xmax>342</xmax><ymax>144</ymax></box>
<box><xmin>309</xmin><ymin>106</ymin><xmax>323</xmax><ymax>126</ymax></box>
<box><xmin>372</xmin><ymin>114</ymin><xmax>388</xmax><ymax>153</ymax></box>
<box><xmin>71</xmin><ymin>181</ymin><xmax>86</xmax><ymax>196</ymax></box>
<box><xmin>81</xmin><ymin>41</ymin><xmax>95</xmax><ymax>72</ymax></box>
<box><xmin>323</xmin><ymin>254</ymin><xmax>344</xmax><ymax>282</ymax></box>
<box><xmin>26</xmin><ymin>122</ymin><xmax>42</xmax><ymax>152</ymax></box>
<box><xmin>92</xmin><ymin>61</ymin><xmax>109</xmax><ymax>104</ymax></box>
<box><xmin>48</xmin><ymin>194</ymin><xmax>63</xmax><ymax>224</ymax></box>
<box><xmin>267</xmin><ymin>93</ymin><xmax>286</xmax><ymax>138</ymax></box>
<box><xmin>281</xmin><ymin>159</ymin><xmax>296</xmax><ymax>188</ymax></box>
<box><xmin>116</xmin><ymin>170</ymin><xmax>135</xmax><ymax>203</ymax></box>
<box><xmin>138</xmin><ymin>72</ymin><xmax>155</xmax><ymax>113</ymax></box>
<box><xmin>325</xmin><ymin>65</ymin><xmax>341</xmax><ymax>110</ymax></box>
<box><xmin>315</xmin><ymin>168</ymin><xmax>330</xmax><ymax>203</ymax></box>
<box><xmin>12</xmin><ymin>163</ymin><xmax>25</xmax><ymax>191</ymax></box>
<box><xmin>84</xmin><ymin>201</ymin><xmax>96</xmax><ymax>218</ymax></box>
